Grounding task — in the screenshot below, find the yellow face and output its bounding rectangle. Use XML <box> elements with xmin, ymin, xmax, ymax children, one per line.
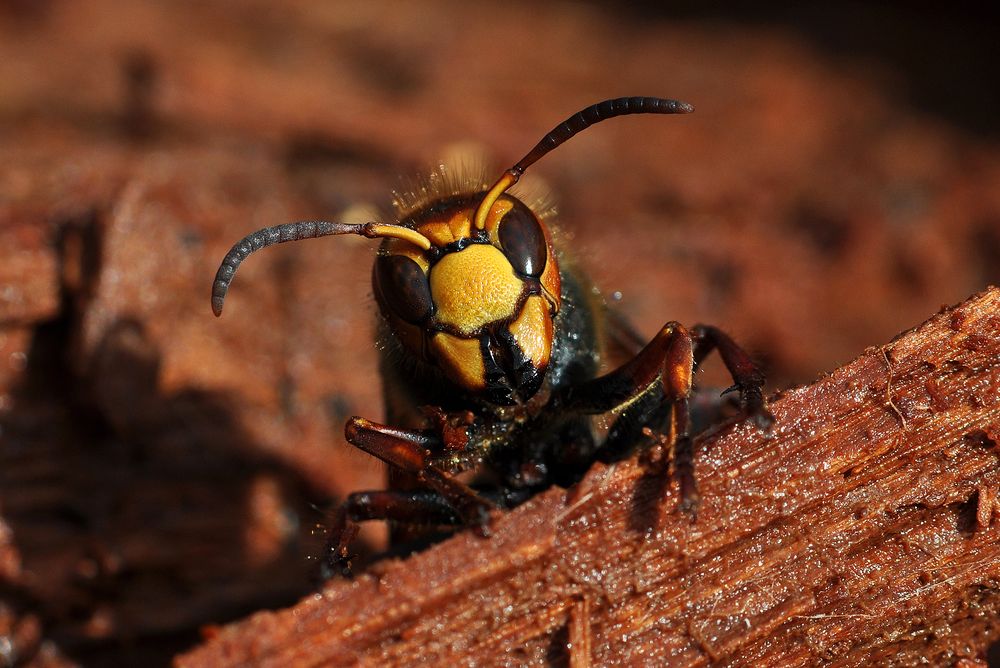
<box><xmin>373</xmin><ymin>194</ymin><xmax>561</xmax><ymax>405</ymax></box>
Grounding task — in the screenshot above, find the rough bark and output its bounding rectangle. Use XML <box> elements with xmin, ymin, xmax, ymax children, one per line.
<box><xmin>177</xmin><ymin>288</ymin><xmax>1000</xmax><ymax>667</ymax></box>
<box><xmin>4</xmin><ymin>4</ymin><xmax>1000</xmax><ymax>665</ymax></box>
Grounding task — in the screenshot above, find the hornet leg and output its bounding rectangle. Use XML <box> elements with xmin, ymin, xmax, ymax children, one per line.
<box><xmin>691</xmin><ymin>324</ymin><xmax>774</xmax><ymax>429</ymax></box>
<box><xmin>322</xmin><ymin>489</ymin><xmax>461</xmax><ymax>579</ymax></box>
<box><xmin>344</xmin><ymin>417</ymin><xmax>495</xmax><ymax>528</ymax></box>
<box><xmin>558</xmin><ymin>321</ymin><xmax>770</xmax><ymax>513</ymax></box>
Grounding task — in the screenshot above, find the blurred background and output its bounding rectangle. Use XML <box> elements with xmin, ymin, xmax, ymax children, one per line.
<box><xmin>1</xmin><ymin>1</ymin><xmax>998</xmax><ymax>665</ymax></box>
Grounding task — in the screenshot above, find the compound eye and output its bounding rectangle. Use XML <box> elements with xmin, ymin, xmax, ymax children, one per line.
<box><xmin>498</xmin><ymin>204</ymin><xmax>547</xmax><ymax>278</ymax></box>
<box><xmin>374</xmin><ymin>254</ymin><xmax>434</xmax><ymax>324</ymax></box>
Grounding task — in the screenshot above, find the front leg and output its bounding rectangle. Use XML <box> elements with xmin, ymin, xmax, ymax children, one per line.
<box><xmin>322</xmin><ymin>416</ymin><xmax>497</xmax><ymax>578</ymax></box>
<box><xmin>555</xmin><ymin>322</ymin><xmax>698</xmax><ymax>505</ymax></box>
<box><xmin>344</xmin><ymin>417</ymin><xmax>496</xmax><ymax>528</ymax></box>
<box><xmin>553</xmin><ymin>321</ymin><xmax>696</xmax><ymax>418</ymax></box>
<box><xmin>556</xmin><ymin>322</ymin><xmax>769</xmax><ymax>423</ymax></box>
<box><xmin>555</xmin><ymin>321</ymin><xmax>769</xmax><ymax>513</ymax></box>
<box><xmin>322</xmin><ymin>489</ymin><xmax>463</xmax><ymax>579</ymax></box>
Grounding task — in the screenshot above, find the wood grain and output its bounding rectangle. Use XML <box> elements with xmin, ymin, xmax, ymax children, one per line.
<box><xmin>178</xmin><ymin>288</ymin><xmax>1000</xmax><ymax>667</ymax></box>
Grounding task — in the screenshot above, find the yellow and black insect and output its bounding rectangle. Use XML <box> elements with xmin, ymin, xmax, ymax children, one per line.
<box><xmin>212</xmin><ymin>97</ymin><xmax>773</xmax><ymax>577</ymax></box>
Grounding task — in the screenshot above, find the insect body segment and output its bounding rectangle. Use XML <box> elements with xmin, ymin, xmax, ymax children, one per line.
<box><xmin>372</xmin><ymin>193</ymin><xmax>561</xmax><ymax>404</ymax></box>
<box><xmin>211</xmin><ymin>96</ymin><xmax>773</xmax><ymax>578</ymax></box>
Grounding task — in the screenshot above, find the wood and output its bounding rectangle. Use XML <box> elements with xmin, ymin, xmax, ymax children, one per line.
<box><xmin>177</xmin><ymin>288</ymin><xmax>1000</xmax><ymax>667</ymax></box>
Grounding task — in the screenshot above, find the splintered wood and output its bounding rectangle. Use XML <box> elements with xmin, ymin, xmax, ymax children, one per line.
<box><xmin>178</xmin><ymin>289</ymin><xmax>1000</xmax><ymax>667</ymax></box>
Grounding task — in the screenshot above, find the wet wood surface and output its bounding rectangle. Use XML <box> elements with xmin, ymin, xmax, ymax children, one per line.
<box><xmin>3</xmin><ymin>3</ymin><xmax>1000</xmax><ymax>665</ymax></box>
<box><xmin>178</xmin><ymin>288</ymin><xmax>1000</xmax><ymax>667</ymax></box>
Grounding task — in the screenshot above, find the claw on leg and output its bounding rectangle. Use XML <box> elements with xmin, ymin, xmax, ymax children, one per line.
<box><xmin>321</xmin><ymin>506</ymin><xmax>359</xmax><ymax>580</ymax></box>
<box><xmin>692</xmin><ymin>324</ymin><xmax>774</xmax><ymax>430</ymax></box>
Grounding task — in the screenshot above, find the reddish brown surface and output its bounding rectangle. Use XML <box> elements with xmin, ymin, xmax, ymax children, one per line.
<box><xmin>1</xmin><ymin>1</ymin><xmax>999</xmax><ymax>665</ymax></box>
<box><xmin>177</xmin><ymin>289</ymin><xmax>1000</xmax><ymax>666</ymax></box>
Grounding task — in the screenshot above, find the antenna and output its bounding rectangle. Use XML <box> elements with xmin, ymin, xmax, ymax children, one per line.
<box><xmin>474</xmin><ymin>96</ymin><xmax>693</xmax><ymax>230</ymax></box>
<box><xmin>211</xmin><ymin>220</ymin><xmax>431</xmax><ymax>316</ymax></box>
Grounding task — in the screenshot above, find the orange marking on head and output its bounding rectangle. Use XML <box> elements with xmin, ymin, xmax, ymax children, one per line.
<box><xmin>418</xmin><ymin>209</ymin><xmax>474</xmax><ymax>247</ymax></box>
<box><xmin>507</xmin><ymin>295</ymin><xmax>553</xmax><ymax>371</ymax></box>
<box><xmin>430</xmin><ymin>333</ymin><xmax>486</xmax><ymax>391</ymax></box>
<box><xmin>447</xmin><ymin>210</ymin><xmax>472</xmax><ymax>242</ymax></box>
<box><xmin>538</xmin><ymin>221</ymin><xmax>561</xmax><ymax>311</ymax></box>
<box><xmin>420</xmin><ymin>221</ymin><xmax>458</xmax><ymax>247</ymax></box>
